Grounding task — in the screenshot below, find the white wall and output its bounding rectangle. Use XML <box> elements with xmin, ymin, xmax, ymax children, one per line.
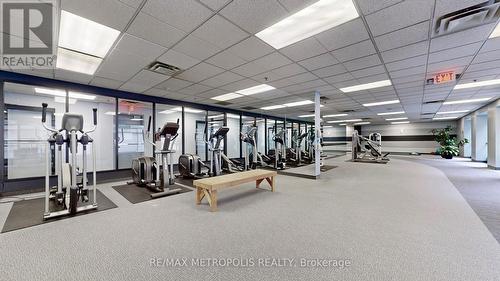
<box><xmin>257</xmin><ymin>120</ymin><xmax>265</xmax><ymax>153</ymax></box>
<box><xmin>184</xmin><ymin>111</ymin><xmax>206</xmax><ymax>161</ymax></box>
<box><xmin>463</xmin><ymin>118</ymin><xmax>472</xmax><ymax>157</ymax></box>
<box><xmin>360</xmin><ymin>121</ymin><xmax>457</xmax><ymax>154</ymax></box>
<box><xmin>475</xmin><ymin>114</ymin><xmax>488</xmax><ymax>162</ymax></box>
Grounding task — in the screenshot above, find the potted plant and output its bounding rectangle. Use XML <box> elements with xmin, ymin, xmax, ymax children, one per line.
<box><xmin>431</xmin><ymin>126</ymin><xmax>469</xmax><ymax>159</ymax></box>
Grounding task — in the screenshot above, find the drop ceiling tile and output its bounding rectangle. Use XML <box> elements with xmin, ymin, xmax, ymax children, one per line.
<box><xmin>315</xmin><ymin>18</ymin><xmax>370</xmax><ymax>51</ymax></box>
<box><xmin>62</xmin><ymin>0</ymin><xmax>135</xmax><ymax>31</ymax></box>
<box><xmin>232</xmin><ymin>61</ymin><xmax>267</xmax><ymax>77</ymax></box>
<box><xmin>191</xmin><ymin>15</ymin><xmax>249</xmax><ymax>49</ymax></box>
<box><xmin>118</xmin><ymin>0</ymin><xmax>142</xmax><ymax>8</ymax></box>
<box><xmin>127</xmin><ymin>12</ymin><xmax>186</xmax><ymax>48</ymax></box>
<box><xmin>386</xmin><ymin>55</ymin><xmax>427</xmax><ymax>72</ymax></box>
<box><xmin>269</xmin><ymin>72</ymin><xmax>317</xmax><ymax>88</ymax></box>
<box><xmin>200</xmin><ymin>71</ymin><xmax>245</xmax><ymax>88</ymax></box>
<box><xmin>426</xmin><ymin>56</ymin><xmax>473</xmax><ymax>73</ymax></box>
<box><xmin>178</xmin><ymin>83</ymin><xmax>213</xmax><ymax>95</ymax></box>
<box><xmin>428</xmin><ymin>42</ymin><xmax>482</xmax><ymax>63</ymax></box>
<box><xmin>119</xmin><ymin>70</ymin><xmax>169</xmax><ymax>92</ymax></box>
<box><xmin>280</xmin><ymin>38</ymin><xmax>328</xmax><ymax>61</ymax></box>
<box><xmin>297</xmin><ymin>53</ymin><xmax>339</xmax><ymax>71</ymax></box>
<box><xmin>253</xmin><ymin>52</ymin><xmax>293</xmax><ymax>71</ymax></box>
<box><xmin>172</xmin><ymin>35</ymin><xmax>222</xmax><ymax>61</ymax></box>
<box><xmin>344</xmin><ymin>54</ymin><xmax>382</xmax><ymax>71</ymax></box>
<box><xmin>312</xmin><ymin>64</ymin><xmax>349</xmax><ymax>78</ymax></box>
<box><xmin>380</xmin><ymin>41</ymin><xmax>429</xmax><ymax>63</ymax></box>
<box><xmin>351</xmin><ymin>64</ymin><xmax>387</xmax><ymax>79</ymax></box>
<box><xmin>206</xmin><ymin>50</ymin><xmax>247</xmax><ymax>70</ymax></box>
<box><xmin>323</xmin><ymin>73</ymin><xmax>355</xmax><ymax>84</ymax></box>
<box><xmin>366</xmin><ymin>0</ymin><xmax>433</xmax><ymax>36</ymax></box>
<box><xmin>391</xmin><ymin>74</ymin><xmax>425</xmax><ymax>84</ymax></box>
<box><xmin>479</xmin><ymin>37</ymin><xmax>500</xmax><ymax>53</ymax></box>
<box><xmin>374</xmin><ymin>21</ymin><xmax>429</xmax><ymax>51</ymax></box>
<box><xmin>390</xmin><ymin>65</ymin><xmax>426</xmax><ymax>78</ymax></box>
<box><xmin>473</xmin><ymin>49</ymin><xmax>500</xmax><ymax>64</ymax></box>
<box><xmin>226</xmin><ymin>36</ymin><xmax>275</xmax><ymax>61</ymax></box>
<box><xmin>176</xmin><ymin>62</ymin><xmax>225</xmax><ymax>82</ymax></box>
<box><xmin>115</xmin><ymin>33</ymin><xmax>167</xmax><ymax>59</ymax></box>
<box><xmin>143</xmin><ymin>88</ymin><xmax>169</xmax><ymax>97</ymax></box>
<box><xmin>142</xmin><ymin>0</ymin><xmax>213</xmax><ymax>33</ymax></box>
<box><xmin>277</xmin><ymin>0</ymin><xmax>318</xmax><ymax>13</ymax></box>
<box><xmin>355</xmin><ymin>0</ymin><xmax>403</xmax><ymax>15</ymax></box>
<box><xmin>467</xmin><ymin>60</ymin><xmax>500</xmax><ymax>72</ymax></box>
<box><xmin>156</xmin><ymin>78</ymin><xmax>193</xmax><ymax>91</ymax></box>
<box><xmin>91</xmin><ymin>76</ymin><xmax>124</xmax><ymax>89</ymax></box>
<box><xmin>271</xmin><ymin>63</ymin><xmax>308</xmax><ymax>79</ymax></box>
<box><xmin>198</xmin><ymin>0</ymin><xmax>231</xmax><ymax>10</ymax></box>
<box><xmin>430</xmin><ymin>23</ymin><xmax>495</xmax><ymax>52</ymax></box>
<box><xmin>220</xmin><ymin>79</ymin><xmax>260</xmax><ymax>92</ymax></box>
<box><xmin>54</xmin><ymin>69</ymin><xmax>93</xmax><ymax>84</ymax></box>
<box><xmin>220</xmin><ymin>0</ymin><xmax>288</xmax><ymax>33</ymax></box>
<box><xmin>357</xmin><ymin>72</ymin><xmax>390</xmax><ymax>83</ymax></box>
<box><xmin>157</xmin><ymin>49</ymin><xmax>200</xmax><ymax>71</ymax></box>
<box><xmin>331</xmin><ymin>40</ymin><xmax>377</xmax><ymax>62</ymax></box>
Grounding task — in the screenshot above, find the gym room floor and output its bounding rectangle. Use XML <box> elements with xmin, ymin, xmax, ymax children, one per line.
<box><xmin>1</xmin><ymin>155</ymin><xmax>500</xmax><ymax>281</ymax></box>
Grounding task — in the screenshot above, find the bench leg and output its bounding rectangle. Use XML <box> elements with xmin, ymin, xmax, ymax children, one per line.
<box><xmin>265</xmin><ymin>176</ymin><xmax>275</xmax><ymax>192</ymax></box>
<box><xmin>256</xmin><ymin>178</ymin><xmax>264</xmax><ymax>188</ymax></box>
<box><xmin>209</xmin><ymin>190</ymin><xmax>218</xmax><ymax>212</ymax></box>
<box><xmin>195</xmin><ymin>187</ymin><xmax>204</xmax><ymax>205</ymax></box>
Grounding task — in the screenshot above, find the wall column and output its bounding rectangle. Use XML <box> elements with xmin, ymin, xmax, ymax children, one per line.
<box><xmin>458</xmin><ymin>118</ymin><xmax>465</xmax><ymax>157</ymax></box>
<box><xmin>487</xmin><ymin>104</ymin><xmax>500</xmax><ymax>169</ymax></box>
<box><xmin>471</xmin><ymin>113</ymin><xmax>477</xmax><ymax>160</ymax></box>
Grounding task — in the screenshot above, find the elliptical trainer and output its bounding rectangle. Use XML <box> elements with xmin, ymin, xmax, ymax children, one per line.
<box><xmin>130</xmin><ymin>116</ymin><xmax>182</xmax><ymax>198</ymax></box>
<box><xmin>41</xmin><ymin>103</ymin><xmax>98</xmax><ymax>220</ymax></box>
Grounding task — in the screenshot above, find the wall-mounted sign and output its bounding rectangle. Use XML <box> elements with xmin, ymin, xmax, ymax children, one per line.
<box><xmin>434</xmin><ymin>71</ymin><xmax>456</xmax><ymax>84</ymax></box>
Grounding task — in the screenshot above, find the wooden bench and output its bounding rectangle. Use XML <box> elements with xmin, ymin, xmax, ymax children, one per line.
<box><xmin>193</xmin><ymin>169</ymin><xmax>277</xmax><ymax>212</ymax></box>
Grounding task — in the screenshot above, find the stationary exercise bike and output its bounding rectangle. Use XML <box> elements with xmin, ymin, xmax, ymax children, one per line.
<box><xmin>41</xmin><ymin>103</ymin><xmax>98</xmax><ymax>220</ymax></box>
<box><xmin>130</xmin><ymin>116</ymin><xmax>181</xmax><ymax>198</ymax></box>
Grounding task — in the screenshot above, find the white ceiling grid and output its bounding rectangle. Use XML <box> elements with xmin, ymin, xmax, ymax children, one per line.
<box><xmin>6</xmin><ymin>0</ymin><xmax>500</xmax><ymax>123</ymax></box>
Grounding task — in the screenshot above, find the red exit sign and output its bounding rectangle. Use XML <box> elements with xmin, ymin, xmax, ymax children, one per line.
<box><xmin>434</xmin><ymin>71</ymin><xmax>455</xmax><ymax>84</ymax></box>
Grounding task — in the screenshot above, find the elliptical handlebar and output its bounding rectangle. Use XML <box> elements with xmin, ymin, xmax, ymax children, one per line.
<box><xmin>41</xmin><ymin>103</ymin><xmax>59</xmax><ymax>133</ymax></box>
<box><xmin>143</xmin><ymin>116</ymin><xmax>157</xmax><ymax>148</ymax></box>
<box><xmin>85</xmin><ymin>108</ymin><xmax>98</xmax><ymax>134</ymax></box>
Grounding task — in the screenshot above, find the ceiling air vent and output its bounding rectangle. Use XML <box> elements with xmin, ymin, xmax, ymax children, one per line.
<box><xmin>340</xmin><ymin>109</ymin><xmax>356</xmax><ymax>113</ymax></box>
<box><xmin>241</xmin><ymin>106</ymin><xmax>257</xmax><ymax>110</ymax></box>
<box><xmin>147</xmin><ymin>61</ymin><xmax>181</xmax><ymax>76</ymax></box>
<box><xmin>423</xmin><ymin>100</ymin><xmax>445</xmax><ymax>105</ymax></box>
<box><xmin>215</xmin><ymin>101</ymin><xmax>232</xmax><ymax>106</ymax></box>
<box><xmin>434</xmin><ymin>0</ymin><xmax>500</xmax><ymax>36</ymax></box>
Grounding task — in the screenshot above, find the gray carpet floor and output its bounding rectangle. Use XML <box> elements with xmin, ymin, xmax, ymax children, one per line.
<box><xmin>394</xmin><ymin>155</ymin><xmax>500</xmax><ymax>244</ymax></box>
<box><xmin>0</xmin><ymin>157</ymin><xmax>500</xmax><ymax>281</ymax></box>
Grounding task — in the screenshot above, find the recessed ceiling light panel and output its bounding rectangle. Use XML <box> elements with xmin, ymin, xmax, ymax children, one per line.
<box><xmin>340</xmin><ymin>80</ymin><xmax>392</xmax><ymax>93</ymax></box>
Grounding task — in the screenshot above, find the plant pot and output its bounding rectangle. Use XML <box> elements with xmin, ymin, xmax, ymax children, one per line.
<box><xmin>442</xmin><ymin>154</ymin><xmax>453</xmax><ymax>159</ymax></box>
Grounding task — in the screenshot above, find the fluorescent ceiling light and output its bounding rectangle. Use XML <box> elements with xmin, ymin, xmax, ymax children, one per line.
<box><xmin>35</xmin><ymin>88</ymin><xmax>96</xmax><ymax>100</ymax></box>
<box><xmin>340</xmin><ymin>80</ymin><xmax>392</xmax><ymax>93</ymax></box>
<box><xmin>236</xmin><ymin>84</ymin><xmax>275</xmax><ymax>96</ymax></box>
<box><xmin>183</xmin><ymin>107</ymin><xmax>204</xmax><ymax>113</ymax></box>
<box><xmin>338</xmin><ymin>124</ymin><xmax>347</xmax><ymax>126</ymax></box>
<box><xmin>385</xmin><ymin>117</ymin><xmax>408</xmax><ymax>121</ymax></box>
<box><xmin>261</xmin><ymin>105</ymin><xmax>287</xmax><ymax>110</ymax></box>
<box><xmin>436</xmin><ymin>110</ymin><xmax>470</xmax><ymax>115</ymax></box>
<box><xmin>327</xmin><ymin>119</ymin><xmax>362</xmax><ymax>123</ymax></box>
<box><xmin>454</xmin><ymin>79</ymin><xmax>500</xmax><ymax>90</ymax></box>
<box><xmin>105</xmin><ymin>111</ymin><xmax>116</xmax><ymax>115</ymax></box>
<box><xmin>354</xmin><ymin>122</ymin><xmax>370</xmax><ymax>125</ymax></box>
<box><xmin>227</xmin><ymin>113</ymin><xmax>240</xmax><ymax>119</ymax></box>
<box><xmin>443</xmin><ymin>98</ymin><xmax>491</xmax><ymax>105</ymax></box>
<box><xmin>433</xmin><ymin>117</ymin><xmax>458</xmax><ymax>120</ymax></box>
<box><xmin>130</xmin><ymin>118</ymin><xmax>143</xmax><ymax>121</ymax></box>
<box><xmin>255</xmin><ymin>0</ymin><xmax>359</xmax><ymax>49</ymax></box>
<box><xmin>363</xmin><ymin>100</ymin><xmax>400</xmax><ymax>107</ymax></box>
<box><xmin>59</xmin><ymin>10</ymin><xmax>120</xmax><ymax>58</ymax></box>
<box><xmin>490</xmin><ymin>22</ymin><xmax>500</xmax><ymax>38</ymax></box>
<box><xmin>56</xmin><ymin>48</ymin><xmax>102</xmax><ymax>75</ymax></box>
<box><xmin>377</xmin><ymin>111</ymin><xmax>405</xmax><ymax>116</ymax></box>
<box><xmin>323</xmin><ymin>113</ymin><xmax>348</xmax><ymax>117</ymax></box>
<box><xmin>391</xmin><ymin>121</ymin><xmax>410</xmax><ymax>124</ymax></box>
<box><xmin>208</xmin><ymin>114</ymin><xmax>224</xmax><ymax>119</ymax></box>
<box><xmin>298</xmin><ymin>114</ymin><xmax>315</xmax><ymax>118</ymax></box>
<box><xmin>283</xmin><ymin>100</ymin><xmax>314</xmax><ymax>107</ymax></box>
<box><xmin>54</xmin><ymin>97</ymin><xmax>76</xmax><ymax>104</ymax></box>
<box><xmin>211</xmin><ymin>93</ymin><xmax>243</xmax><ymax>101</ymax></box>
